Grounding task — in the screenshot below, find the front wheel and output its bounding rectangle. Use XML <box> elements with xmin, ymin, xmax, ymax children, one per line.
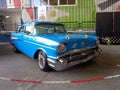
<box><xmin>38</xmin><ymin>51</ymin><xmax>51</xmax><ymax>71</ymax></box>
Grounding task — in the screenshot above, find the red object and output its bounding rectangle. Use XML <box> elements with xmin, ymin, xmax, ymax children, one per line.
<box><xmin>117</xmin><ymin>5</ymin><xmax>120</xmax><ymax>10</ymax></box>
<box><xmin>26</xmin><ymin>8</ymin><xmax>34</xmax><ymax>21</ymax></box>
<box><xmin>13</xmin><ymin>0</ymin><xmax>21</xmax><ymax>8</ymax></box>
<box><xmin>71</xmin><ymin>77</ymin><xmax>105</xmax><ymax>83</ymax></box>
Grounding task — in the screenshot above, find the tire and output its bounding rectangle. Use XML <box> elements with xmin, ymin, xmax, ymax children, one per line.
<box><xmin>13</xmin><ymin>45</ymin><xmax>20</xmax><ymax>53</ymax></box>
<box><xmin>38</xmin><ymin>51</ymin><xmax>51</xmax><ymax>71</ymax></box>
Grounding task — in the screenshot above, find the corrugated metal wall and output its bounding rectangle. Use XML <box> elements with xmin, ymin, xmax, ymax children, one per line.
<box><xmin>46</xmin><ymin>0</ymin><xmax>96</xmax><ymax>30</ymax></box>
<box><xmin>46</xmin><ymin>0</ymin><xmax>120</xmax><ymax>30</ymax></box>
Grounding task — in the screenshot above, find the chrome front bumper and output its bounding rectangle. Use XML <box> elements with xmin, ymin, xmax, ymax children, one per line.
<box><xmin>47</xmin><ymin>46</ymin><xmax>101</xmax><ymax>71</ymax></box>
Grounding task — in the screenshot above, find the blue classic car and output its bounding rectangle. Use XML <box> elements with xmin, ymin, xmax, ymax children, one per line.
<box><xmin>11</xmin><ymin>21</ymin><xmax>100</xmax><ymax>71</ymax></box>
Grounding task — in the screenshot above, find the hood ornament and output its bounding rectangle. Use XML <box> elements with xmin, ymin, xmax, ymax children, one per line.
<box><xmin>66</xmin><ymin>33</ymin><xmax>71</xmax><ymax>39</ymax></box>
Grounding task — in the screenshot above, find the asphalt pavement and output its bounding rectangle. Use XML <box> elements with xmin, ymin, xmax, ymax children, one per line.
<box><xmin>0</xmin><ymin>44</ymin><xmax>120</xmax><ymax>90</ymax></box>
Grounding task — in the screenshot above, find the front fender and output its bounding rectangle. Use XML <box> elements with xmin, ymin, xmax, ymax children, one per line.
<box><xmin>34</xmin><ymin>46</ymin><xmax>58</xmax><ymax>60</ymax></box>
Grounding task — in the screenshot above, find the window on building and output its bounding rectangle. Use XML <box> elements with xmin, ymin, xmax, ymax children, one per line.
<box><xmin>60</xmin><ymin>0</ymin><xmax>67</xmax><ymax>5</ymax></box>
<box><xmin>42</xmin><ymin>0</ymin><xmax>76</xmax><ymax>6</ymax></box>
<box><xmin>49</xmin><ymin>0</ymin><xmax>58</xmax><ymax>5</ymax></box>
<box><xmin>68</xmin><ymin>0</ymin><xmax>75</xmax><ymax>4</ymax></box>
<box><xmin>60</xmin><ymin>0</ymin><xmax>76</xmax><ymax>5</ymax></box>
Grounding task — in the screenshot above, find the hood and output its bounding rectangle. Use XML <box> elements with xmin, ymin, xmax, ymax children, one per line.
<box><xmin>64</xmin><ymin>34</ymin><xmax>98</xmax><ymax>51</ymax></box>
<box><xmin>36</xmin><ymin>33</ymin><xmax>97</xmax><ymax>41</ymax></box>
<box><xmin>35</xmin><ymin>34</ymin><xmax>67</xmax><ymax>45</ymax></box>
<box><xmin>35</xmin><ymin>34</ymin><xmax>98</xmax><ymax>50</ymax></box>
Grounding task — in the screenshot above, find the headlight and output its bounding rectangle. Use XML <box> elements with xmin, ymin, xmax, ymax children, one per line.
<box><xmin>58</xmin><ymin>43</ymin><xmax>66</xmax><ymax>53</ymax></box>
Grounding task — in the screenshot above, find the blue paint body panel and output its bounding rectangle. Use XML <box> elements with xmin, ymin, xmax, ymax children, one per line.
<box><xmin>11</xmin><ymin>21</ymin><xmax>99</xmax><ymax>61</ymax></box>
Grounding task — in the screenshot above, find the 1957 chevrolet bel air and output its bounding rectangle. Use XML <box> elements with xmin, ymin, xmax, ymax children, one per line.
<box><xmin>11</xmin><ymin>21</ymin><xmax>101</xmax><ymax>71</ymax></box>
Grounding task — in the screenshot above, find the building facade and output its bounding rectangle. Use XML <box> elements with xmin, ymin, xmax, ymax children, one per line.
<box><xmin>1</xmin><ymin>0</ymin><xmax>120</xmax><ymax>31</ymax></box>
<box><xmin>0</xmin><ymin>0</ymin><xmax>34</xmax><ymax>31</ymax></box>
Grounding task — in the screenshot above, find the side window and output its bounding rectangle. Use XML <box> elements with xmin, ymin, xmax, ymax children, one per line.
<box><xmin>48</xmin><ymin>26</ymin><xmax>55</xmax><ymax>33</ymax></box>
<box><xmin>19</xmin><ymin>25</ymin><xmax>34</xmax><ymax>34</ymax></box>
<box><xmin>26</xmin><ymin>25</ymin><xmax>32</xmax><ymax>34</ymax></box>
<box><xmin>35</xmin><ymin>25</ymin><xmax>48</xmax><ymax>34</ymax></box>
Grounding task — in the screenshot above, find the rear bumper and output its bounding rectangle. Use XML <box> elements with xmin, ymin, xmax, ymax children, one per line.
<box><xmin>47</xmin><ymin>46</ymin><xmax>101</xmax><ymax>71</ymax></box>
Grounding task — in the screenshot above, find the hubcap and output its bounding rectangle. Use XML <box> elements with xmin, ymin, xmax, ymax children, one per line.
<box><xmin>38</xmin><ymin>52</ymin><xmax>45</xmax><ymax>69</ymax></box>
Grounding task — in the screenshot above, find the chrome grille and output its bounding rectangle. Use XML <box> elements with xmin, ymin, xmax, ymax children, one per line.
<box><xmin>58</xmin><ymin>46</ymin><xmax>98</xmax><ymax>62</ymax></box>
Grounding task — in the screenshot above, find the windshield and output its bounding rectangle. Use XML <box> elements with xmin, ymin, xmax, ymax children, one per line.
<box><xmin>35</xmin><ymin>24</ymin><xmax>66</xmax><ymax>34</ymax></box>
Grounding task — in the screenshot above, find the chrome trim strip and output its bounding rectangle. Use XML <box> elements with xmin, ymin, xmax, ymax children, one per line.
<box><xmin>67</xmin><ymin>55</ymin><xmax>95</xmax><ymax>66</ymax></box>
<box><xmin>47</xmin><ymin>58</ymin><xmax>56</xmax><ymax>63</ymax></box>
<box><xmin>48</xmin><ymin>56</ymin><xmax>57</xmax><ymax>60</ymax></box>
<box><xmin>13</xmin><ymin>38</ymin><xmax>56</xmax><ymax>51</ymax></box>
<box><xmin>11</xmin><ymin>36</ymin><xmax>18</xmax><ymax>40</ymax></box>
<box><xmin>48</xmin><ymin>54</ymin><xmax>96</xmax><ymax>71</ymax></box>
<box><xmin>48</xmin><ymin>63</ymin><xmax>55</xmax><ymax>68</ymax></box>
<box><xmin>23</xmin><ymin>40</ymin><xmax>56</xmax><ymax>50</ymax></box>
<box><xmin>58</xmin><ymin>46</ymin><xmax>98</xmax><ymax>59</ymax></box>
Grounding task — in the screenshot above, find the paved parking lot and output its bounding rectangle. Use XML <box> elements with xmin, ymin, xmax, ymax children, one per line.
<box><xmin>0</xmin><ymin>44</ymin><xmax>120</xmax><ymax>90</ymax></box>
